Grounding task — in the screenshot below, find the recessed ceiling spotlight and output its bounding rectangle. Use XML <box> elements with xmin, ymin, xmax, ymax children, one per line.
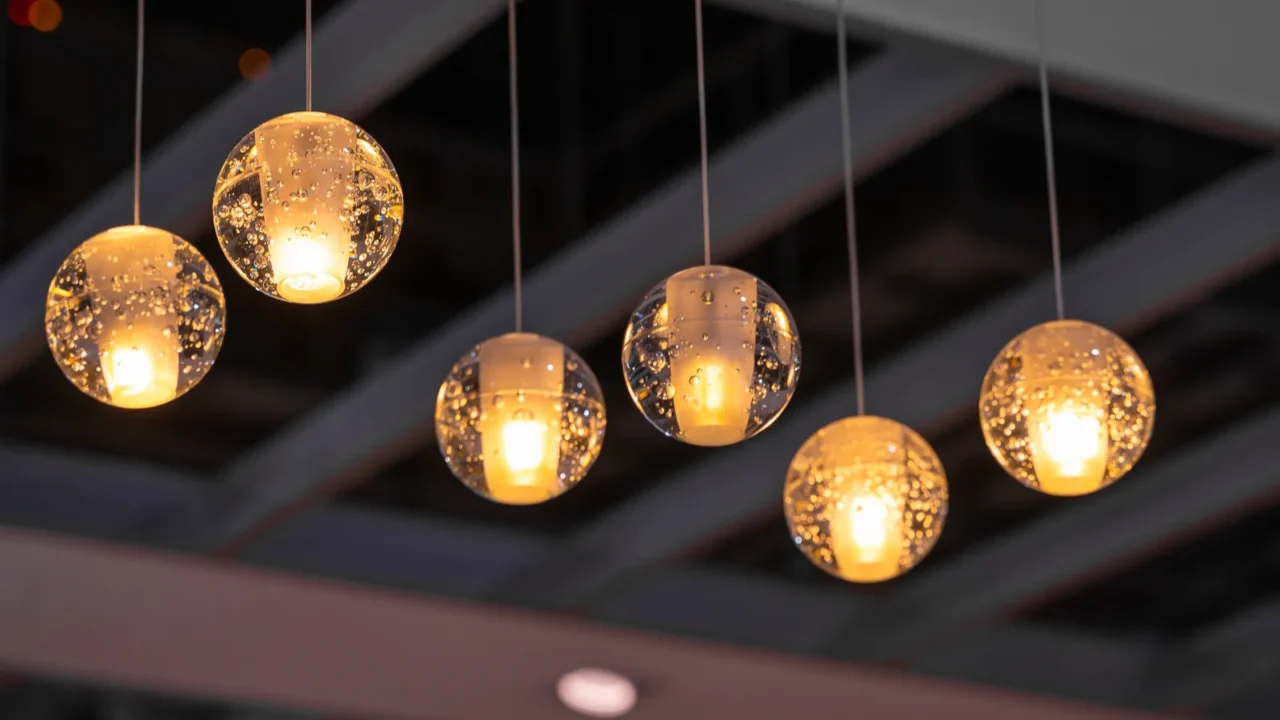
<box><xmin>556</xmin><ymin>667</ymin><xmax>637</xmax><ymax>718</ymax></box>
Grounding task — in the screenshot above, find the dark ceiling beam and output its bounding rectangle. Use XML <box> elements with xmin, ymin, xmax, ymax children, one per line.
<box><xmin>0</xmin><ymin>0</ymin><xmax>509</xmax><ymax>380</ymax></box>
<box><xmin>1145</xmin><ymin>595</ymin><xmax>1280</xmax><ymax>712</ymax></box>
<box><xmin>714</xmin><ymin>0</ymin><xmax>1280</xmax><ymax>142</ymax></box>
<box><xmin>164</xmin><ymin>47</ymin><xmax>1016</xmax><ymax>554</ymax></box>
<box><xmin>592</xmin><ymin>568</ymin><xmax>1159</xmax><ymax>710</ymax></box>
<box><xmin>0</xmin><ymin>443</ymin><xmax>202</xmax><ymax>539</ymax></box>
<box><xmin>0</xmin><ymin>525</ymin><xmax>1163</xmax><ymax>720</ymax></box>
<box><xmin>0</xmin><ymin>443</ymin><xmax>1270</xmax><ymax>714</ymax></box>
<box><xmin>0</xmin><ymin>443</ymin><xmax>544</xmax><ymax>599</ymax></box>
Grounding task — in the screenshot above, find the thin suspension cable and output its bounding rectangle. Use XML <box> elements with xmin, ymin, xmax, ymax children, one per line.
<box><xmin>1034</xmin><ymin>0</ymin><xmax>1065</xmax><ymax>320</ymax></box>
<box><xmin>305</xmin><ymin>0</ymin><xmax>313</xmax><ymax>111</ymax></box>
<box><xmin>508</xmin><ymin>0</ymin><xmax>523</xmax><ymax>332</ymax></box>
<box><xmin>836</xmin><ymin>0</ymin><xmax>864</xmax><ymax>416</ymax></box>
<box><xmin>694</xmin><ymin>0</ymin><xmax>711</xmax><ymax>266</ymax></box>
<box><xmin>132</xmin><ymin>0</ymin><xmax>144</xmax><ymax>225</ymax></box>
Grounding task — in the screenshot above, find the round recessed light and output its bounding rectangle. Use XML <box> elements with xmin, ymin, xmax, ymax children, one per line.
<box><xmin>556</xmin><ymin>667</ymin><xmax>637</xmax><ymax>717</ymax></box>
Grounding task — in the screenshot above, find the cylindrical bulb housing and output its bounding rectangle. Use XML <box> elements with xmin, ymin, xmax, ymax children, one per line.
<box><xmin>213</xmin><ymin>111</ymin><xmax>403</xmax><ymax>304</ymax></box>
<box><xmin>45</xmin><ymin>225</ymin><xmax>226</xmax><ymax>409</ymax></box>
<box><xmin>980</xmin><ymin>320</ymin><xmax>1155</xmax><ymax>496</ymax></box>
<box><xmin>784</xmin><ymin>415</ymin><xmax>947</xmax><ymax>583</ymax></box>
<box><xmin>622</xmin><ymin>265</ymin><xmax>800</xmax><ymax>447</ymax></box>
<box><xmin>436</xmin><ymin>333</ymin><xmax>607</xmax><ymax>505</ymax></box>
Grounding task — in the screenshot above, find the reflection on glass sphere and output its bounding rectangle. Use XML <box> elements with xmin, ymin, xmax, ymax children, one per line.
<box><xmin>213</xmin><ymin>111</ymin><xmax>403</xmax><ymax>304</ymax></box>
<box><xmin>980</xmin><ymin>319</ymin><xmax>1155</xmax><ymax>496</ymax></box>
<box><xmin>622</xmin><ymin>265</ymin><xmax>800</xmax><ymax>447</ymax></box>
<box><xmin>784</xmin><ymin>415</ymin><xmax>947</xmax><ymax>583</ymax></box>
<box><xmin>435</xmin><ymin>333</ymin><xmax>607</xmax><ymax>505</ymax></box>
<box><xmin>45</xmin><ymin>225</ymin><xmax>226</xmax><ymax>409</ymax></box>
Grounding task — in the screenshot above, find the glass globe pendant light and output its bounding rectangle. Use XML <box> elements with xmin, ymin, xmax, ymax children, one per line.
<box><xmin>621</xmin><ymin>0</ymin><xmax>800</xmax><ymax>447</ymax></box>
<box><xmin>212</xmin><ymin>0</ymin><xmax>403</xmax><ymax>304</ymax></box>
<box><xmin>787</xmin><ymin>416</ymin><xmax>948</xmax><ymax>583</ymax></box>
<box><xmin>434</xmin><ymin>0</ymin><xmax>606</xmax><ymax>506</ymax></box>
<box><xmin>979</xmin><ymin>3</ymin><xmax>1154</xmax><ymax>497</ymax></box>
<box><xmin>46</xmin><ymin>0</ymin><xmax>225</xmax><ymax>409</ymax></box>
<box><xmin>783</xmin><ymin>2</ymin><xmax>947</xmax><ymax>583</ymax></box>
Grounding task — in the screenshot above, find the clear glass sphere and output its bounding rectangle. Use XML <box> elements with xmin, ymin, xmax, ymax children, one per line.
<box><xmin>784</xmin><ymin>415</ymin><xmax>948</xmax><ymax>583</ymax></box>
<box><xmin>435</xmin><ymin>333</ymin><xmax>607</xmax><ymax>505</ymax></box>
<box><xmin>980</xmin><ymin>319</ymin><xmax>1155</xmax><ymax>497</ymax></box>
<box><xmin>622</xmin><ymin>265</ymin><xmax>800</xmax><ymax>447</ymax></box>
<box><xmin>213</xmin><ymin>111</ymin><xmax>403</xmax><ymax>304</ymax></box>
<box><xmin>45</xmin><ymin>225</ymin><xmax>226</xmax><ymax>409</ymax></box>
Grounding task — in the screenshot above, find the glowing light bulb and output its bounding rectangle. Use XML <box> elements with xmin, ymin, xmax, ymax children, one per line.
<box><xmin>501</xmin><ymin>415</ymin><xmax>549</xmax><ymax>473</ymax></box>
<box><xmin>623</xmin><ymin>266</ymin><xmax>800</xmax><ymax>447</ymax></box>
<box><xmin>1028</xmin><ymin>391</ymin><xmax>1108</xmax><ymax>495</ymax></box>
<box><xmin>665</xmin><ymin>269</ymin><xmax>756</xmax><ymax>447</ymax></box>
<box><xmin>701</xmin><ymin>362</ymin><xmax>727</xmax><ymax>411</ymax></box>
<box><xmin>785</xmin><ymin>416</ymin><xmax>947</xmax><ymax>583</ymax></box>
<box><xmin>436</xmin><ymin>333</ymin><xmax>607</xmax><ymax>505</ymax></box>
<box><xmin>45</xmin><ymin>225</ymin><xmax>225</xmax><ymax>410</ymax></box>
<box><xmin>980</xmin><ymin>320</ymin><xmax>1154</xmax><ymax>496</ymax></box>
<box><xmin>677</xmin><ymin>357</ymin><xmax>744</xmax><ymax>446</ymax></box>
<box><xmin>829</xmin><ymin>489</ymin><xmax>904</xmax><ymax>581</ymax></box>
<box><xmin>106</xmin><ymin>346</ymin><xmax>154</xmax><ymax>395</ymax></box>
<box><xmin>678</xmin><ymin>360</ymin><xmax>742</xmax><ymax>445</ymax></box>
<box><xmin>481</xmin><ymin>404</ymin><xmax>559</xmax><ymax>504</ymax></box>
<box><xmin>843</xmin><ymin>493</ymin><xmax>894</xmax><ymax>559</ymax></box>
<box><xmin>271</xmin><ymin>234</ymin><xmax>345</xmax><ymax>303</ymax></box>
<box><xmin>214</xmin><ymin>111</ymin><xmax>403</xmax><ymax>304</ymax></box>
<box><xmin>100</xmin><ymin>339</ymin><xmax>177</xmax><ymax>409</ymax></box>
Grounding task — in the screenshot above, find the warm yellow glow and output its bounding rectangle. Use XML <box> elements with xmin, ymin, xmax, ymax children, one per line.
<box><xmin>482</xmin><ymin>404</ymin><xmax>562</xmax><ymax>504</ymax></box>
<box><xmin>75</xmin><ymin>226</ymin><xmax>183</xmax><ymax>409</ymax></box>
<box><xmin>257</xmin><ymin>113</ymin><xmax>352</xmax><ymax>304</ymax></box>
<box><xmin>785</xmin><ymin>416</ymin><xmax>947</xmax><ymax>584</ymax></box>
<box><xmin>476</xmin><ymin>335</ymin><xmax>566</xmax><ymax>505</ymax></box>
<box><xmin>623</xmin><ymin>266</ymin><xmax>800</xmax><ymax>448</ymax></box>
<box><xmin>666</xmin><ymin>270</ymin><xmax>756</xmax><ymax>446</ymax></box>
<box><xmin>107</xmin><ymin>346</ymin><xmax>154</xmax><ymax>395</ymax></box>
<box><xmin>702</xmin><ymin>363</ymin><xmax>727</xmax><ymax>411</ymax></box>
<box><xmin>979</xmin><ymin>320</ymin><xmax>1154</xmax><ymax>497</ymax></box>
<box><xmin>437</xmin><ymin>332</ymin><xmax>606</xmax><ymax>506</ymax></box>
<box><xmin>271</xmin><ymin>235</ymin><xmax>346</xmax><ymax>303</ymax></box>
<box><xmin>100</xmin><ymin>332</ymin><xmax>178</xmax><ymax>409</ymax></box>
<box><xmin>47</xmin><ymin>225</ymin><xmax>224</xmax><ymax>409</ymax></box>
<box><xmin>215</xmin><ymin>112</ymin><xmax>403</xmax><ymax>304</ymax></box>
<box><xmin>1028</xmin><ymin>389</ymin><xmax>1108</xmax><ymax>496</ymax></box>
<box><xmin>676</xmin><ymin>360</ymin><xmax>747</xmax><ymax>446</ymax></box>
<box><xmin>501</xmin><ymin>417</ymin><xmax>549</xmax><ymax>473</ymax></box>
<box><xmin>830</xmin><ymin>488</ymin><xmax>904</xmax><ymax>582</ymax></box>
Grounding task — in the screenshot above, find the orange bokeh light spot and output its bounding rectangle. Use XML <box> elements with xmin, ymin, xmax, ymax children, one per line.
<box><xmin>28</xmin><ymin>0</ymin><xmax>60</xmax><ymax>31</ymax></box>
<box><xmin>238</xmin><ymin>48</ymin><xmax>271</xmax><ymax>80</ymax></box>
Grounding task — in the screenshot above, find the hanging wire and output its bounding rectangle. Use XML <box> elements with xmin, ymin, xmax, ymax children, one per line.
<box><xmin>836</xmin><ymin>0</ymin><xmax>864</xmax><ymax>416</ymax></box>
<box><xmin>508</xmin><ymin>0</ymin><xmax>523</xmax><ymax>332</ymax></box>
<box><xmin>694</xmin><ymin>0</ymin><xmax>712</xmax><ymax>266</ymax></box>
<box><xmin>132</xmin><ymin>0</ymin><xmax>144</xmax><ymax>225</ymax></box>
<box><xmin>1034</xmin><ymin>0</ymin><xmax>1066</xmax><ymax>320</ymax></box>
<box><xmin>305</xmin><ymin>0</ymin><xmax>313</xmax><ymax>111</ymax></box>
